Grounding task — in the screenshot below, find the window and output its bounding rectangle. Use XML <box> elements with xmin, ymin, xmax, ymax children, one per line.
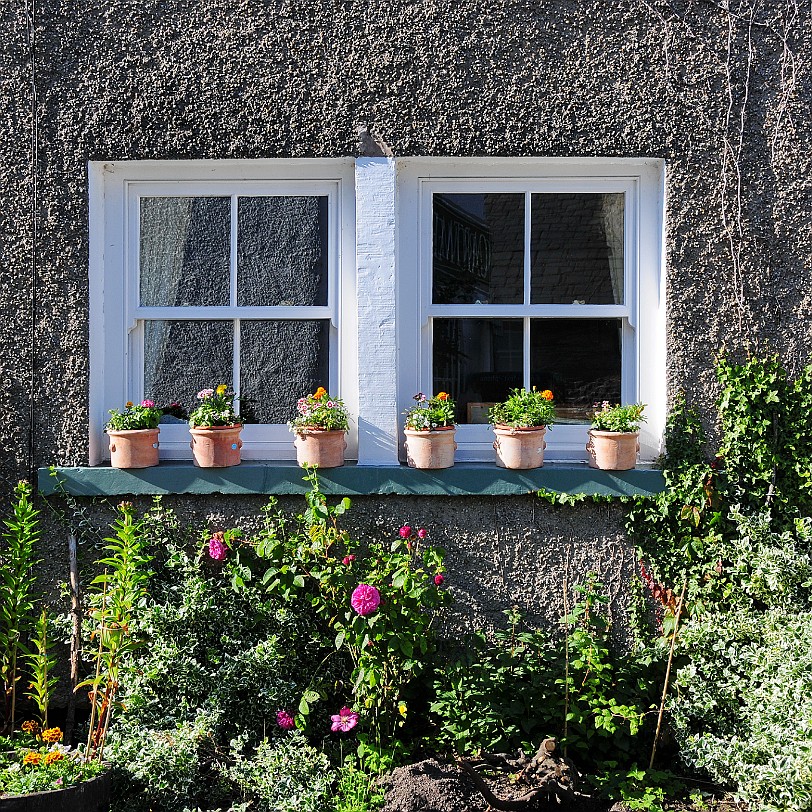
<box><xmin>397</xmin><ymin>158</ymin><xmax>665</xmax><ymax>462</ymax></box>
<box><xmin>89</xmin><ymin>160</ymin><xmax>357</xmax><ymax>463</ymax></box>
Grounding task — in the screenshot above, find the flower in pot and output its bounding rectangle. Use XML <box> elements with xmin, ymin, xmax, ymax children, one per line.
<box><xmin>489</xmin><ymin>388</ymin><xmax>555</xmax><ymax>469</ymax></box>
<box><xmin>403</xmin><ymin>392</ymin><xmax>457</xmax><ymax>469</ymax></box>
<box><xmin>587</xmin><ymin>401</ymin><xmax>646</xmax><ymax>470</ymax></box>
<box><xmin>289</xmin><ymin>387</ymin><xmax>349</xmax><ymax>468</ymax></box>
<box><xmin>106</xmin><ymin>400</ymin><xmax>162</xmax><ymax>468</ymax></box>
<box><xmin>188</xmin><ymin>385</ymin><xmax>242</xmax><ymax>468</ymax></box>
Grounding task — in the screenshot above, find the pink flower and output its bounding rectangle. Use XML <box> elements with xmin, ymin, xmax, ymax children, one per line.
<box><xmin>208</xmin><ymin>533</ymin><xmax>227</xmax><ymax>561</ymax></box>
<box><xmin>326</xmin><ymin>400</ymin><xmax>335</xmax><ymax>408</ymax></box>
<box><xmin>276</xmin><ymin>710</ymin><xmax>296</xmax><ymax>730</ymax></box>
<box><xmin>140</xmin><ymin>399</ymin><xmax>155</xmax><ymax>408</ymax></box>
<box><xmin>197</xmin><ymin>388</ymin><xmax>214</xmax><ymax>399</ymax></box>
<box><xmin>417</xmin><ymin>528</ymin><xmax>428</xmax><ymax>539</ymax></box>
<box><xmin>330</xmin><ymin>706</ymin><xmax>359</xmax><ymax>733</ymax></box>
<box><xmin>351</xmin><ymin>584</ymin><xmax>381</xmax><ymax>616</ymax></box>
<box><xmin>399</xmin><ymin>525</ymin><xmax>411</xmax><ymax>538</ymax></box>
<box><xmin>434</xmin><ymin>573</ymin><xmax>445</xmax><ymax>586</ymax></box>
<box><xmin>342</xmin><ymin>556</ymin><xmax>351</xmax><ymax>566</ymax></box>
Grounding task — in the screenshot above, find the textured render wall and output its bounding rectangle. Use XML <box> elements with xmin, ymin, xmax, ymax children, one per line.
<box><xmin>1</xmin><ymin>1</ymin><xmax>811</xmax><ymax>624</ymax></box>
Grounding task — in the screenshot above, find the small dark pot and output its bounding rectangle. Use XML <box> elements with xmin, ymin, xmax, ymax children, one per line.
<box><xmin>0</xmin><ymin>772</ymin><xmax>111</xmax><ymax>812</ymax></box>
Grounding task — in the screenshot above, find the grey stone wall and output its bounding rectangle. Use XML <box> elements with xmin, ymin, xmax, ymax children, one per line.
<box><xmin>1</xmin><ymin>1</ymin><xmax>810</xmax><ymax>629</ymax></box>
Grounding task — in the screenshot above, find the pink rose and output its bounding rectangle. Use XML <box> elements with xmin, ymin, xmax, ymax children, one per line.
<box><xmin>434</xmin><ymin>573</ymin><xmax>445</xmax><ymax>586</ymax></box>
<box><xmin>417</xmin><ymin>528</ymin><xmax>428</xmax><ymax>539</ymax></box>
<box><xmin>208</xmin><ymin>533</ymin><xmax>227</xmax><ymax>561</ymax></box>
<box><xmin>140</xmin><ymin>399</ymin><xmax>155</xmax><ymax>408</ymax></box>
<box><xmin>276</xmin><ymin>710</ymin><xmax>295</xmax><ymax>730</ymax></box>
<box><xmin>351</xmin><ymin>584</ymin><xmax>381</xmax><ymax>616</ymax></box>
<box><xmin>330</xmin><ymin>706</ymin><xmax>359</xmax><ymax>733</ymax></box>
<box><xmin>399</xmin><ymin>526</ymin><xmax>411</xmax><ymax>539</ymax></box>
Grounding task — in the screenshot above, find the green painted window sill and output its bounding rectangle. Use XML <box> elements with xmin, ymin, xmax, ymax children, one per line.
<box><xmin>40</xmin><ymin>463</ymin><xmax>664</xmax><ymax>498</ymax></box>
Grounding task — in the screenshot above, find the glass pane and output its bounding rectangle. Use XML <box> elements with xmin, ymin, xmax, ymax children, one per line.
<box><xmin>433</xmin><ymin>319</ymin><xmax>523</xmax><ymax>424</ymax></box>
<box><xmin>530</xmin><ymin>193</ymin><xmax>624</xmax><ymax>304</ymax></box>
<box><xmin>143</xmin><ymin>321</ymin><xmax>233</xmax><ymax>416</ymax></box>
<box><xmin>240</xmin><ymin>320</ymin><xmax>329</xmax><ymax>424</ymax></box>
<box><xmin>237</xmin><ymin>197</ymin><xmax>328</xmax><ymax>307</ymax></box>
<box><xmin>140</xmin><ymin>197</ymin><xmax>230</xmax><ymax>307</ymax></box>
<box><xmin>432</xmin><ymin>194</ymin><xmax>524</xmax><ymax>304</ymax></box>
<box><xmin>530</xmin><ymin>319</ymin><xmax>622</xmax><ymax>423</ymax></box>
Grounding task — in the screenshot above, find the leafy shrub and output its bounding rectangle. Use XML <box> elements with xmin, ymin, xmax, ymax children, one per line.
<box><xmin>670</xmin><ymin>611</ymin><xmax>812</xmax><ymax>812</ymax></box>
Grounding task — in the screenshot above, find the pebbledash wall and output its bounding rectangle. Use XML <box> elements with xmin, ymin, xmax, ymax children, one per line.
<box><xmin>2</xmin><ymin>1</ymin><xmax>811</xmax><ymax>634</ymax></box>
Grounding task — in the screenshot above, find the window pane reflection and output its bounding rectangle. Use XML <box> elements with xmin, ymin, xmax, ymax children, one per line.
<box><xmin>530</xmin><ymin>319</ymin><xmax>622</xmax><ymax>423</ymax></box>
<box><xmin>432</xmin><ymin>194</ymin><xmax>524</xmax><ymax>304</ymax></box>
<box><xmin>433</xmin><ymin>319</ymin><xmax>523</xmax><ymax>424</ymax></box>
<box><xmin>140</xmin><ymin>197</ymin><xmax>230</xmax><ymax>307</ymax></box>
<box><xmin>240</xmin><ymin>320</ymin><xmax>329</xmax><ymax>424</ymax></box>
<box><xmin>530</xmin><ymin>193</ymin><xmax>624</xmax><ymax>305</ymax></box>
<box><xmin>143</xmin><ymin>320</ymin><xmax>233</xmax><ymax>413</ymax></box>
<box><xmin>237</xmin><ymin>197</ymin><xmax>328</xmax><ymax>307</ymax></box>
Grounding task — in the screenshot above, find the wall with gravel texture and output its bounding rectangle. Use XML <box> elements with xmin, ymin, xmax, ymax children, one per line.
<box><xmin>1</xmin><ymin>1</ymin><xmax>810</xmax><ymax>631</ymax></box>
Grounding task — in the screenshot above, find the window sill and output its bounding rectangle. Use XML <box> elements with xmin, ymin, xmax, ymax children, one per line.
<box><xmin>39</xmin><ymin>462</ymin><xmax>664</xmax><ymax>498</ymax></box>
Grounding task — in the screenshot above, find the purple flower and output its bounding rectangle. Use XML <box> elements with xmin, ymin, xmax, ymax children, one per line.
<box><xmin>351</xmin><ymin>584</ymin><xmax>381</xmax><ymax>616</ymax></box>
<box><xmin>434</xmin><ymin>573</ymin><xmax>445</xmax><ymax>586</ymax></box>
<box><xmin>276</xmin><ymin>710</ymin><xmax>296</xmax><ymax>730</ymax></box>
<box><xmin>417</xmin><ymin>528</ymin><xmax>428</xmax><ymax>539</ymax></box>
<box><xmin>399</xmin><ymin>525</ymin><xmax>411</xmax><ymax>539</ymax></box>
<box><xmin>140</xmin><ymin>399</ymin><xmax>155</xmax><ymax>408</ymax></box>
<box><xmin>330</xmin><ymin>706</ymin><xmax>359</xmax><ymax>733</ymax></box>
<box><xmin>208</xmin><ymin>533</ymin><xmax>227</xmax><ymax>561</ymax></box>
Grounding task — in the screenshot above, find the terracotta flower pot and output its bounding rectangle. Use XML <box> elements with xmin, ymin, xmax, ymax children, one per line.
<box><xmin>107</xmin><ymin>428</ymin><xmax>159</xmax><ymax>469</ymax></box>
<box><xmin>586</xmin><ymin>430</ymin><xmax>639</xmax><ymax>470</ymax></box>
<box><xmin>293</xmin><ymin>429</ymin><xmax>347</xmax><ymax>468</ymax></box>
<box><xmin>189</xmin><ymin>424</ymin><xmax>243</xmax><ymax>468</ymax></box>
<box><xmin>404</xmin><ymin>427</ymin><xmax>457</xmax><ymax>469</ymax></box>
<box><xmin>493</xmin><ymin>425</ymin><xmax>547</xmax><ymax>470</ymax></box>
<box><xmin>0</xmin><ymin>771</ymin><xmax>111</xmax><ymax>812</ymax></box>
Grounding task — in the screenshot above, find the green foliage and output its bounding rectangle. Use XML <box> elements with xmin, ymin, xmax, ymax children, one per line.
<box><xmin>106</xmin><ymin>401</ymin><xmax>162</xmax><ymax>431</ymax></box>
<box><xmin>431</xmin><ymin>585</ymin><xmax>660</xmax><ymax>772</ymax></box>
<box><xmin>0</xmin><ymin>481</ymin><xmax>41</xmax><ymax>733</ymax></box>
<box><xmin>288</xmin><ymin>387</ymin><xmax>350</xmax><ymax>433</ymax></box>
<box><xmin>591</xmin><ymin>402</ymin><xmax>647</xmax><ymax>433</ymax></box>
<box><xmin>23</xmin><ymin>609</ymin><xmax>58</xmax><ymax>728</ymax></box>
<box><xmin>225</xmin><ymin>732</ymin><xmax>336</xmax><ymax>812</ymax></box>
<box><xmin>0</xmin><ymin>748</ymin><xmax>105</xmax><ymax>796</ymax></box>
<box><xmin>488</xmin><ymin>387</ymin><xmax>556</xmax><ymax>428</ymax></box>
<box><xmin>670</xmin><ymin>611</ymin><xmax>812</xmax><ymax>812</ymax></box>
<box><xmin>332</xmin><ymin>756</ymin><xmax>385</xmax><ymax>812</ymax></box>
<box><xmin>589</xmin><ymin>766</ymin><xmax>685</xmax><ymax>811</ymax></box>
<box><xmin>403</xmin><ymin>392</ymin><xmax>455</xmax><ymax>431</ymax></box>
<box><xmin>256</xmin><ymin>474</ymin><xmax>450</xmax><ymax>745</ymax></box>
<box><xmin>188</xmin><ymin>384</ymin><xmax>241</xmax><ymax>428</ymax></box>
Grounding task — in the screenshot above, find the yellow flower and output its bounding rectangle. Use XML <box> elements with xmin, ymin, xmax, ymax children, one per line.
<box><xmin>40</xmin><ymin>727</ymin><xmax>62</xmax><ymax>744</ymax></box>
<box><xmin>313</xmin><ymin>387</ymin><xmax>327</xmax><ymax>400</ymax></box>
<box><xmin>540</xmin><ymin>390</ymin><xmax>554</xmax><ymax>401</ymax></box>
<box><xmin>437</xmin><ymin>392</ymin><xmax>449</xmax><ymax>401</ymax></box>
<box><xmin>23</xmin><ymin>751</ymin><xmax>42</xmax><ymax>766</ymax></box>
<box><xmin>398</xmin><ymin>701</ymin><xmax>408</xmax><ymax>717</ymax></box>
<box><xmin>216</xmin><ymin>384</ymin><xmax>228</xmax><ymax>396</ymax></box>
<box><xmin>125</xmin><ymin>401</ymin><xmax>134</xmax><ymax>408</ymax></box>
<box><xmin>44</xmin><ymin>751</ymin><xmax>64</xmax><ymax>766</ymax></box>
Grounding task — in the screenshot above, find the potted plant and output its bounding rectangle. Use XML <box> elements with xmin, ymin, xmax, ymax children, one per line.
<box><xmin>106</xmin><ymin>400</ymin><xmax>162</xmax><ymax>468</ymax></box>
<box><xmin>188</xmin><ymin>385</ymin><xmax>243</xmax><ymax>467</ymax></box>
<box><xmin>403</xmin><ymin>392</ymin><xmax>457</xmax><ymax>469</ymax></box>
<box><xmin>289</xmin><ymin>387</ymin><xmax>349</xmax><ymax>468</ymax></box>
<box><xmin>586</xmin><ymin>402</ymin><xmax>646</xmax><ymax>470</ymax></box>
<box><xmin>489</xmin><ymin>388</ymin><xmax>555</xmax><ymax>469</ymax></box>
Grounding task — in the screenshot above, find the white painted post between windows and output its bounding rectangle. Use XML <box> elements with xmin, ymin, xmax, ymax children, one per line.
<box><xmin>354</xmin><ymin>158</ymin><xmax>400</xmax><ymax>465</ymax></box>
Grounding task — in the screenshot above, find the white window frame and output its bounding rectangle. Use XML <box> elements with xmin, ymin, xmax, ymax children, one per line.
<box><xmin>396</xmin><ymin>157</ymin><xmax>665</xmax><ymax>463</ymax></box>
<box><xmin>89</xmin><ymin>159</ymin><xmax>357</xmax><ymax>465</ymax></box>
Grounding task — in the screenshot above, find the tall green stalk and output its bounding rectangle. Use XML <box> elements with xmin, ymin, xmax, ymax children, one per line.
<box><xmin>0</xmin><ymin>481</ymin><xmax>40</xmax><ymax>734</ymax></box>
<box><xmin>24</xmin><ymin>608</ymin><xmax>58</xmax><ymax>728</ymax></box>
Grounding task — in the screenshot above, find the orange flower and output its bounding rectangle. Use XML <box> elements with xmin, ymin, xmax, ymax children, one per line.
<box><xmin>44</xmin><ymin>751</ymin><xmax>65</xmax><ymax>766</ymax></box>
<box><xmin>313</xmin><ymin>387</ymin><xmax>327</xmax><ymax>400</ymax></box>
<box><xmin>437</xmin><ymin>392</ymin><xmax>449</xmax><ymax>401</ymax></box>
<box><xmin>21</xmin><ymin>720</ymin><xmax>40</xmax><ymax>735</ymax></box>
<box><xmin>540</xmin><ymin>390</ymin><xmax>554</xmax><ymax>401</ymax></box>
<box><xmin>40</xmin><ymin>727</ymin><xmax>62</xmax><ymax>744</ymax></box>
<box><xmin>23</xmin><ymin>751</ymin><xmax>42</xmax><ymax>766</ymax></box>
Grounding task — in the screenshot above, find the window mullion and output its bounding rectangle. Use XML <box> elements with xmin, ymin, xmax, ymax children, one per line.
<box><xmin>524</xmin><ymin>191</ymin><xmax>531</xmax><ymax>306</ymax></box>
<box><xmin>523</xmin><ymin>316</ymin><xmax>531</xmax><ymax>390</ymax></box>
<box><xmin>230</xmin><ymin>195</ymin><xmax>238</xmax><ymax>308</ymax></box>
<box><xmin>233</xmin><ymin>319</ymin><xmax>241</xmax><ymax>397</ymax></box>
